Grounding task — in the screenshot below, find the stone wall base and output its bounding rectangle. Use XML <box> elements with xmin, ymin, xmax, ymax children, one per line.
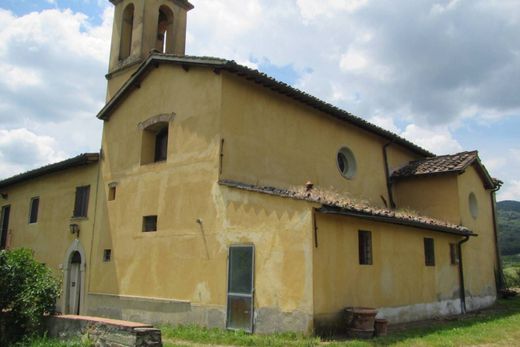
<box><xmin>86</xmin><ymin>293</ymin><xmax>313</xmax><ymax>334</ymax></box>
<box><xmin>314</xmin><ymin>295</ymin><xmax>496</xmax><ymax>335</ymax></box>
<box><xmin>46</xmin><ymin>315</ymin><xmax>161</xmax><ymax>347</ymax></box>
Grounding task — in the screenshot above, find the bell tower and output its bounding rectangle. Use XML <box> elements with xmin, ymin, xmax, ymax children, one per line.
<box><xmin>106</xmin><ymin>0</ymin><xmax>194</xmax><ymax>99</ymax></box>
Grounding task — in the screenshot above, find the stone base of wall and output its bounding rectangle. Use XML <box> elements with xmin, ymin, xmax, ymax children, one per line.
<box><xmin>46</xmin><ymin>315</ymin><xmax>161</xmax><ymax>347</ymax></box>
<box><xmin>86</xmin><ymin>293</ymin><xmax>312</xmax><ymax>334</ymax></box>
<box><xmin>314</xmin><ymin>295</ymin><xmax>497</xmax><ymax>335</ymax></box>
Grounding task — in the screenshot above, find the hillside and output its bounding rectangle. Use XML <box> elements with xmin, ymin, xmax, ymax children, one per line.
<box><xmin>498</xmin><ymin>200</ymin><xmax>520</xmax><ymax>256</ymax></box>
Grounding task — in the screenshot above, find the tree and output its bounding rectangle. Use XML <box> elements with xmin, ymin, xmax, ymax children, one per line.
<box><xmin>0</xmin><ymin>248</ymin><xmax>61</xmax><ymax>345</ymax></box>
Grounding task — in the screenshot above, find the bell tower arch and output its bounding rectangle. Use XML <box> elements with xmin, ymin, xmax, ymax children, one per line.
<box><xmin>106</xmin><ymin>0</ymin><xmax>194</xmax><ymax>99</ymax></box>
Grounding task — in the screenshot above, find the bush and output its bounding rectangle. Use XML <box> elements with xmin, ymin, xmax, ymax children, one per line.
<box><xmin>504</xmin><ymin>266</ymin><xmax>520</xmax><ymax>288</ymax></box>
<box><xmin>0</xmin><ymin>248</ymin><xmax>61</xmax><ymax>345</ymax></box>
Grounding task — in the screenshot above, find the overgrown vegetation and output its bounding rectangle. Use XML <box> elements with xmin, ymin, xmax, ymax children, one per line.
<box><xmin>498</xmin><ymin>200</ymin><xmax>520</xmax><ymax>256</ymax></box>
<box><xmin>0</xmin><ymin>248</ymin><xmax>61</xmax><ymax>346</ymax></box>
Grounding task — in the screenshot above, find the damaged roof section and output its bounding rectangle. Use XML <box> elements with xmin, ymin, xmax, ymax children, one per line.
<box><xmin>391</xmin><ymin>151</ymin><xmax>498</xmax><ymax>189</ymax></box>
<box><xmin>0</xmin><ymin>153</ymin><xmax>99</xmax><ymax>190</ymax></box>
<box><xmin>219</xmin><ymin>179</ymin><xmax>474</xmax><ymax>236</ymax></box>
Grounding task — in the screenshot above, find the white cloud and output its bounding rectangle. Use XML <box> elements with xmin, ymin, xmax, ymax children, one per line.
<box><xmin>0</xmin><ymin>7</ymin><xmax>111</xmax><ymax>179</ymax></box>
<box><xmin>499</xmin><ymin>180</ymin><xmax>520</xmax><ymax>201</ymax></box>
<box><xmin>401</xmin><ymin>124</ymin><xmax>463</xmax><ymax>154</ymax></box>
<box><xmin>296</xmin><ymin>0</ymin><xmax>369</xmax><ymax>20</ymax></box>
<box><xmin>0</xmin><ymin>128</ymin><xmax>66</xmax><ymax>178</ymax></box>
<box><xmin>340</xmin><ymin>50</ymin><xmax>368</xmax><ymax>72</ymax></box>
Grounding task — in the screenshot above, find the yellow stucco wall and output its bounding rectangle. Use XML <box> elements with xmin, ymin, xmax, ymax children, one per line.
<box><xmin>393</xmin><ymin>174</ymin><xmax>461</xmax><ymax>224</ymax></box>
<box><xmin>0</xmin><ymin>163</ymin><xmax>99</xmax><ymax>313</ymax></box>
<box><xmin>91</xmin><ymin>64</ymin><xmax>223</xmax><ymax>297</ymax></box>
<box><xmin>90</xmin><ymin>65</ymin><xmax>317</xmax><ymax>331</ymax></box>
<box><xmin>313</xmin><ymin>213</ymin><xmax>462</xmax><ymax>322</ymax></box>
<box><xmin>457</xmin><ymin>166</ymin><xmax>497</xmax><ymax>302</ymax></box>
<box><xmin>220</xmin><ymin>74</ymin><xmax>419</xmax><ymax>208</ymax></box>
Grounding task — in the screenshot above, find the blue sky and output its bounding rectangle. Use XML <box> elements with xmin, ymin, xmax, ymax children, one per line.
<box><xmin>0</xmin><ymin>0</ymin><xmax>519</xmax><ymax>200</ymax></box>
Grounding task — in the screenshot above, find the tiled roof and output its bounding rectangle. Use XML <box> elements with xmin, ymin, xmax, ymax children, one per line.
<box><xmin>219</xmin><ymin>179</ymin><xmax>474</xmax><ymax>236</ymax></box>
<box><xmin>98</xmin><ymin>54</ymin><xmax>433</xmax><ymax>158</ymax></box>
<box><xmin>391</xmin><ymin>151</ymin><xmax>498</xmax><ymax>189</ymax></box>
<box><xmin>0</xmin><ymin>153</ymin><xmax>99</xmax><ymax>190</ymax></box>
<box><xmin>392</xmin><ymin>151</ymin><xmax>478</xmax><ymax>177</ymax></box>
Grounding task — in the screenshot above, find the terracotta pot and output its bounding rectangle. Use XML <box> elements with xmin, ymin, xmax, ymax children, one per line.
<box><xmin>345</xmin><ymin>307</ymin><xmax>377</xmax><ymax>331</ymax></box>
<box><xmin>374</xmin><ymin>319</ymin><xmax>388</xmax><ymax>336</ymax></box>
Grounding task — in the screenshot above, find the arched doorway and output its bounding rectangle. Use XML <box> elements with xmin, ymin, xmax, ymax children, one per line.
<box><xmin>68</xmin><ymin>251</ymin><xmax>82</xmax><ymax>315</ymax></box>
<box><xmin>63</xmin><ymin>239</ymin><xmax>86</xmax><ymax>315</ymax></box>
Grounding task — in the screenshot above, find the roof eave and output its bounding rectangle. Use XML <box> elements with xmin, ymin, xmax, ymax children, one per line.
<box><xmin>318</xmin><ymin>205</ymin><xmax>475</xmax><ymax>237</ymax></box>
<box><xmin>0</xmin><ymin>153</ymin><xmax>100</xmax><ymax>190</ymax></box>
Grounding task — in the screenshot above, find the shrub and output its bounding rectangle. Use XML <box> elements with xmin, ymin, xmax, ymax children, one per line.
<box><xmin>0</xmin><ymin>248</ymin><xmax>61</xmax><ymax>345</ymax></box>
<box><xmin>504</xmin><ymin>266</ymin><xmax>520</xmax><ymax>288</ymax></box>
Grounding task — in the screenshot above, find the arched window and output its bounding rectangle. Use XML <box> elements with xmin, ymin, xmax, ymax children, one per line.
<box><xmin>138</xmin><ymin>113</ymin><xmax>175</xmax><ymax>165</ymax></box>
<box><xmin>156</xmin><ymin>6</ymin><xmax>174</xmax><ymax>53</ymax></box>
<box><xmin>119</xmin><ymin>4</ymin><xmax>134</xmax><ymax>60</ymax></box>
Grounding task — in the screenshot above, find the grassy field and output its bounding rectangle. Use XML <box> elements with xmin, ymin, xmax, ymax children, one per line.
<box><xmin>18</xmin><ymin>296</ymin><xmax>520</xmax><ymax>347</ymax></box>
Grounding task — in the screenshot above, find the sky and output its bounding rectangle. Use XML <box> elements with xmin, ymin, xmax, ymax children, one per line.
<box><xmin>0</xmin><ymin>0</ymin><xmax>519</xmax><ymax>201</ymax></box>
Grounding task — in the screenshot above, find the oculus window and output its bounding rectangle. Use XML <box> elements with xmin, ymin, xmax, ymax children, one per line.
<box><xmin>337</xmin><ymin>147</ymin><xmax>357</xmax><ymax>179</ymax></box>
<box><xmin>469</xmin><ymin>192</ymin><xmax>478</xmax><ymax>219</ymax></box>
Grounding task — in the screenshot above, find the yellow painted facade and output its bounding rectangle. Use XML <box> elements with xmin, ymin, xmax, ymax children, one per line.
<box><xmin>0</xmin><ymin>0</ymin><xmax>502</xmax><ymax>335</ymax></box>
<box><xmin>0</xmin><ymin>163</ymin><xmax>98</xmax><ymax>314</ymax></box>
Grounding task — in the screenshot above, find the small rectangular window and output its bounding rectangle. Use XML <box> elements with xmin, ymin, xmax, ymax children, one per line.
<box><xmin>142</xmin><ymin>215</ymin><xmax>157</xmax><ymax>232</ymax></box>
<box><xmin>450</xmin><ymin>243</ymin><xmax>459</xmax><ymax>265</ymax></box>
<box><xmin>108</xmin><ymin>186</ymin><xmax>116</xmax><ymax>201</ymax></box>
<box><xmin>358</xmin><ymin>230</ymin><xmax>373</xmax><ymax>265</ymax></box>
<box><xmin>103</xmin><ymin>249</ymin><xmax>112</xmax><ymax>262</ymax></box>
<box><xmin>73</xmin><ymin>186</ymin><xmax>90</xmax><ymax>218</ymax></box>
<box><xmin>424</xmin><ymin>238</ymin><xmax>435</xmax><ymax>266</ymax></box>
<box><xmin>29</xmin><ymin>197</ymin><xmax>39</xmax><ymax>224</ymax></box>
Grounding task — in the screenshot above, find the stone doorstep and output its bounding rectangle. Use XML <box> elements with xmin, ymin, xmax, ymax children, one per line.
<box><xmin>47</xmin><ymin>315</ymin><xmax>162</xmax><ymax>347</ymax></box>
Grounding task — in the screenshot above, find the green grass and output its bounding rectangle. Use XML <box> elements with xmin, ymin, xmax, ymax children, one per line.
<box><xmin>18</xmin><ymin>297</ymin><xmax>520</xmax><ymax>347</ymax></box>
<box><xmin>161</xmin><ymin>325</ymin><xmax>320</xmax><ymax>346</ymax></box>
<box><xmin>162</xmin><ymin>297</ymin><xmax>520</xmax><ymax>347</ymax></box>
<box><xmin>15</xmin><ymin>335</ymin><xmax>91</xmax><ymax>347</ymax></box>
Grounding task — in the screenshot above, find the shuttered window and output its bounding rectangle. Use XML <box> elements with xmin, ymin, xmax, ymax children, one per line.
<box><xmin>73</xmin><ymin>186</ymin><xmax>90</xmax><ymax>218</ymax></box>
<box><xmin>424</xmin><ymin>238</ymin><xmax>435</xmax><ymax>266</ymax></box>
<box><xmin>142</xmin><ymin>215</ymin><xmax>157</xmax><ymax>232</ymax></box>
<box><xmin>358</xmin><ymin>230</ymin><xmax>373</xmax><ymax>265</ymax></box>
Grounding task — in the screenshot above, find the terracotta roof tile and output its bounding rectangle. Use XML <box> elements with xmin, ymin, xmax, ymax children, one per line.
<box><xmin>392</xmin><ymin>151</ymin><xmax>478</xmax><ymax>178</ymax></box>
<box><xmin>219</xmin><ymin>179</ymin><xmax>473</xmax><ymax>236</ymax></box>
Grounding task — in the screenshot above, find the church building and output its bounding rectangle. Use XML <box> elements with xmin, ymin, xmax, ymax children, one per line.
<box><xmin>0</xmin><ymin>0</ymin><xmax>502</xmax><ymax>334</ymax></box>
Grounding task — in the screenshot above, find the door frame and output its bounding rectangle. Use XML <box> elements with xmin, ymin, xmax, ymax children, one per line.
<box><xmin>225</xmin><ymin>244</ymin><xmax>255</xmax><ymax>333</ymax></box>
<box><xmin>63</xmin><ymin>239</ymin><xmax>86</xmax><ymax>315</ymax></box>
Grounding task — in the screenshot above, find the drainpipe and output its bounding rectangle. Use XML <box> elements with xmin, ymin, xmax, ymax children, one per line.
<box><xmin>490</xmin><ymin>186</ymin><xmax>504</xmax><ymax>292</ymax></box>
<box><xmin>457</xmin><ymin>235</ymin><xmax>470</xmax><ymax>314</ymax></box>
<box><xmin>382</xmin><ymin>142</ymin><xmax>396</xmax><ymax>209</ymax></box>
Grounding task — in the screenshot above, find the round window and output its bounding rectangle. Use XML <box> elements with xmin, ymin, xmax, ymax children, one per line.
<box><xmin>469</xmin><ymin>192</ymin><xmax>478</xmax><ymax>219</ymax></box>
<box><xmin>337</xmin><ymin>147</ymin><xmax>357</xmax><ymax>179</ymax></box>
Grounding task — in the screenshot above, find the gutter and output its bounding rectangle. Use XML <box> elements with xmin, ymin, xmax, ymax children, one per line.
<box><xmin>383</xmin><ymin>142</ymin><xmax>396</xmax><ymax>209</ymax></box>
<box><xmin>490</xmin><ymin>185</ymin><xmax>504</xmax><ymax>292</ymax></box>
<box><xmin>457</xmin><ymin>235</ymin><xmax>470</xmax><ymax>314</ymax></box>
